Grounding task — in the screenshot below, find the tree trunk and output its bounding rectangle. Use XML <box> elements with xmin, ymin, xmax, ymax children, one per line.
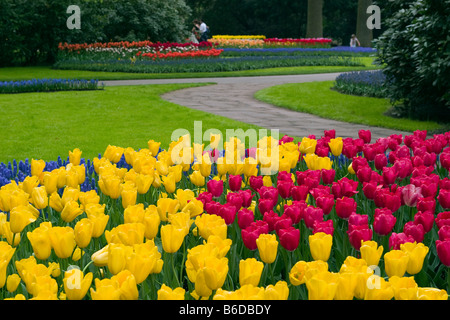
<box><xmin>306</xmin><ymin>0</ymin><xmax>323</xmax><ymax>38</ymax></box>
<box><xmin>356</xmin><ymin>0</ymin><xmax>373</xmax><ymax>47</ymax></box>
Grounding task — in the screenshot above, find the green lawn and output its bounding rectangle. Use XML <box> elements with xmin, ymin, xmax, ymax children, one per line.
<box><xmin>254</xmin><ymin>81</ymin><xmax>443</xmax><ymax>133</ymax></box>
<box><xmin>0</xmin><ymin>83</ymin><xmax>264</xmax><ymax>164</ymax></box>
<box><xmin>0</xmin><ymin>58</ymin><xmax>378</xmax><ymax>81</ymax></box>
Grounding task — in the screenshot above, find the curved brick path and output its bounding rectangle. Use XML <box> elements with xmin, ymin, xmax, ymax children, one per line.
<box><xmin>103</xmin><ymin>73</ymin><xmax>410</xmax><ymax>140</ymax></box>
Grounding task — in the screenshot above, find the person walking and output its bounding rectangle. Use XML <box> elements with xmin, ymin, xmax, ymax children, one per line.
<box><xmin>350</xmin><ymin>34</ymin><xmax>361</xmax><ymax>47</ymax></box>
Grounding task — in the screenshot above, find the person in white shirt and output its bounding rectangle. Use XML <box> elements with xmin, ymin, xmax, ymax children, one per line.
<box><xmin>192</xmin><ymin>19</ymin><xmax>209</xmax><ymax>42</ymax></box>
<box><xmin>350</xmin><ymin>34</ymin><xmax>361</xmax><ymax>47</ymax></box>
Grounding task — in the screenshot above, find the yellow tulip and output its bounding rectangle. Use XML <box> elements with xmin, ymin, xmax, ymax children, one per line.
<box><xmin>27</xmin><ymin>225</ymin><xmax>52</xmax><ymax>260</ymax></box>
<box><xmin>142</xmin><ymin>205</ymin><xmax>160</xmax><ymax>240</ymax></box>
<box><xmin>360</xmin><ymin>240</ymin><xmax>384</xmax><ymax>267</ymax></box>
<box><xmin>69</xmin><ymin>148</ymin><xmax>82</xmax><ymax>166</ymax></box>
<box><xmin>108</xmin><ymin>243</ymin><xmax>133</xmax><ymax>275</ymax></box>
<box><xmin>6</xmin><ymin>274</ymin><xmax>21</xmax><ymax>293</ymax></box>
<box><xmin>168</xmin><ymin>211</ymin><xmax>192</xmax><ymax>236</ymax></box>
<box><xmin>161</xmin><ymin>172</ymin><xmax>177</xmax><ymax>194</ymax></box>
<box><xmin>348</xmin><ymin>162</ymin><xmax>356</xmax><ymax>175</ymax></box>
<box><xmin>289</xmin><ymin>260</ymin><xmax>308</xmax><ymax>286</ymax></box>
<box><xmin>256</xmin><ymin>233</ymin><xmax>278</xmax><ymax>264</ymax></box>
<box><xmin>334</xmin><ymin>272</ymin><xmax>357</xmax><ymax>300</ymax></box>
<box><xmin>74</xmin><ymin>218</ymin><xmax>94</xmax><ymax>248</ymax></box>
<box><xmin>63</xmin><ymin>268</ymin><xmax>93</xmax><ymax>300</ymax></box>
<box><xmin>135</xmin><ymin>174</ymin><xmax>153</xmax><ymax>195</ymax></box>
<box><xmin>199</xmin><ymin>153</ymin><xmax>212</xmax><ymax>178</ymax></box>
<box><xmin>147</xmin><ymin>139</ymin><xmax>161</xmax><ymax>157</ymax></box>
<box><xmin>328</xmin><ymin>137</ymin><xmax>343</xmax><ymax>157</ymax></box>
<box><xmin>264</xmin><ymin>281</ymin><xmax>289</xmax><ymax>300</ymax></box>
<box><xmin>194</xmin><ymin>213</ymin><xmax>228</xmax><ymax>240</ymax></box>
<box><xmin>181</xmin><ymin>198</ymin><xmax>204</xmax><ymax>218</ymax></box>
<box><xmin>103</xmin><ymin>145</ymin><xmax>125</xmax><ymax>164</ymax></box>
<box><xmin>31</xmin><ymin>186</ymin><xmax>48</xmax><ymax>210</ymax></box>
<box><xmin>298</xmin><ymin>137</ymin><xmax>317</xmax><ymax>154</ymax></box>
<box><xmin>28</xmin><ymin>275</ymin><xmax>58</xmax><ymax>299</ymax></box>
<box><xmin>91</xmin><ymin>245</ymin><xmax>109</xmax><ymax>267</ymax></box>
<box><xmin>1</xmin><ymin>222</ymin><xmax>21</xmax><ymax>246</ymax></box>
<box><xmin>61</xmin><ymin>200</ymin><xmax>83</xmax><ymax>223</ymax></box>
<box><xmin>417</xmin><ymin>287</ymin><xmax>449</xmax><ymax>300</ymax></box>
<box><xmin>309</xmin><ymin>232</ymin><xmax>333</xmax><ymax>262</ymax></box>
<box><xmin>303</xmin><ymin>153</ymin><xmax>333</xmax><ymax>171</ymax></box>
<box><xmin>48</xmin><ymin>226</ymin><xmax>76</xmax><ymax>259</ymax></box>
<box><xmin>189</xmin><ymin>170</ymin><xmax>205</xmax><ymax>187</ymax></box>
<box><xmin>339</xmin><ymin>256</ymin><xmax>372</xmax><ymax>299</ymax></box>
<box><xmin>99</xmin><ymin>174</ymin><xmax>122</xmax><ymax>199</ymax></box>
<box><xmin>90</xmin><ymin>278</ymin><xmax>121</xmax><ymax>300</ymax></box>
<box><xmin>239</xmin><ymin>258</ymin><xmax>264</xmax><ymax>287</ymax></box>
<box><xmin>156</xmin><ymin>198</ymin><xmax>180</xmax><ymax>222</ymax></box>
<box><xmin>384</xmin><ymin>250</ymin><xmax>409</xmax><ymax>278</ymax></box>
<box><xmin>161</xmin><ymin>224</ymin><xmax>186</xmax><ymax>253</ymax></box>
<box><xmin>200</xmin><ymin>256</ymin><xmax>228</xmax><ymax>292</ymax></box>
<box><xmin>105</xmin><ymin>223</ymin><xmax>146</xmax><ymax>246</ymax></box>
<box><xmin>85</xmin><ymin>203</ymin><xmax>109</xmax><ymax>238</ymax></box>
<box><xmin>42</xmin><ymin>171</ymin><xmax>59</xmax><ymax>195</ymax></box>
<box><xmin>157</xmin><ymin>284</ymin><xmax>185</xmax><ymax>300</ymax></box>
<box><xmin>262</xmin><ymin>175</ymin><xmax>272</xmax><ymax>187</ymax></box>
<box><xmin>400</xmin><ymin>242</ymin><xmax>429</xmax><ymax>275</ymax></box>
<box><xmin>175</xmin><ymin>189</ymin><xmax>195</xmax><ymax>210</ymax></box>
<box><xmin>49</xmin><ymin>192</ymin><xmax>63</xmax><ymax>212</ymax></box>
<box><xmin>0</xmin><ymin>241</ymin><xmax>16</xmax><ymax>288</ymax></box>
<box><xmin>9</xmin><ymin>205</ymin><xmax>38</xmax><ymax>233</ymax></box>
<box><xmin>31</xmin><ymin>159</ymin><xmax>46</xmax><ymax>177</ymax></box>
<box><xmin>78</xmin><ymin>190</ymin><xmax>100</xmax><ymax>207</ymax></box>
<box><xmin>61</xmin><ymin>186</ymin><xmax>80</xmax><ymax>207</ymax></box>
<box><xmin>305</xmin><ymin>271</ymin><xmax>340</xmax><ymax>300</ymax></box>
<box><xmin>112</xmin><ymin>270</ymin><xmax>139</xmax><ymax>300</ymax></box>
<box><xmin>364</xmin><ymin>275</ymin><xmax>394</xmax><ymax>300</ymax></box>
<box><xmin>126</xmin><ymin>241</ymin><xmax>163</xmax><ymax>283</ymax></box>
<box><xmin>124</xmin><ymin>203</ymin><xmax>145</xmax><ymax>224</ymax></box>
<box><xmin>388</xmin><ymin>276</ymin><xmax>419</xmax><ymax>300</ymax></box>
<box><xmin>121</xmin><ymin>186</ymin><xmax>137</xmax><ymax>209</ymax></box>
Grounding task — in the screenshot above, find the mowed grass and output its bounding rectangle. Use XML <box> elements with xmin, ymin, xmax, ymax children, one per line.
<box><xmin>254</xmin><ymin>81</ymin><xmax>443</xmax><ymax>133</ymax></box>
<box><xmin>0</xmin><ymin>83</ymin><xmax>263</xmax><ymax>164</ymax></box>
<box><xmin>0</xmin><ymin>57</ymin><xmax>378</xmax><ymax>81</ymax></box>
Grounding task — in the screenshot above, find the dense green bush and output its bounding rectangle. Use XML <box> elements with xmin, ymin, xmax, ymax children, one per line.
<box><xmin>375</xmin><ymin>0</ymin><xmax>450</xmax><ymax>122</ymax></box>
<box><xmin>0</xmin><ymin>0</ymin><xmax>191</xmax><ymax>67</ymax></box>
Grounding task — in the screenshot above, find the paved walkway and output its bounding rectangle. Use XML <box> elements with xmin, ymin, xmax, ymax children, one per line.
<box><xmin>103</xmin><ymin>73</ymin><xmax>410</xmax><ymax>140</ymax></box>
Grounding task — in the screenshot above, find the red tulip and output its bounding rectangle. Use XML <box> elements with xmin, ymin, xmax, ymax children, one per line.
<box><xmin>348</xmin><ymin>213</ymin><xmax>368</xmax><ymax>227</ymax></box>
<box><xmin>389</xmin><ymin>232</ymin><xmax>415</xmax><ymax>250</ymax></box>
<box><xmin>373</xmin><ymin>209</ymin><xmax>397</xmax><ymax>236</ymax></box>
<box><xmin>228</xmin><ymin>175</ymin><xmax>242</xmax><ymax>192</ymax></box>
<box><xmin>382</xmin><ymin>166</ymin><xmax>398</xmax><ymax>185</ymax></box>
<box><xmin>439</xmin><ymin>178</ymin><xmax>450</xmax><ymax>191</ymax></box>
<box><xmin>277</xmin><ymin>180</ymin><xmax>292</xmax><ymax>199</ymax></box>
<box><xmin>279</xmin><ymin>135</ymin><xmax>294</xmax><ymax>144</ymax></box>
<box><xmin>303</xmin><ymin>206</ymin><xmax>324</xmax><ymax>230</ymax></box>
<box><xmin>440</xmin><ymin>152</ymin><xmax>450</xmax><ymax>171</ymax></box>
<box><xmin>413</xmin><ymin>211</ymin><xmax>435</xmax><ymax>233</ymax></box>
<box><xmin>278</xmin><ymin>226</ymin><xmax>300</xmax><ymax>251</ymax></box>
<box><xmin>436</xmin><ymin>239</ymin><xmax>450</xmax><ymax>267</ymax></box>
<box><xmin>291</xmin><ymin>185</ymin><xmax>309</xmax><ymax>201</ymax></box>
<box><xmin>403</xmin><ymin>221</ymin><xmax>425</xmax><ymax>243</ymax></box>
<box><xmin>238</xmin><ymin>189</ymin><xmax>253</xmax><ymax>208</ymax></box>
<box><xmin>351</xmin><ymin>156</ymin><xmax>369</xmax><ymax>173</ymax></box>
<box><xmin>362</xmin><ymin>144</ymin><xmax>377</xmax><ymax>161</ymax></box>
<box><xmin>335</xmin><ymin>196</ymin><xmax>356</xmax><ymax>220</ymax></box>
<box><xmin>283</xmin><ymin>204</ymin><xmax>302</xmax><ymax>224</ymax></box>
<box><xmin>241</xmin><ymin>221</ymin><xmax>268</xmax><ymax>250</ymax></box>
<box><xmin>197</xmin><ymin>191</ymin><xmax>213</xmax><ymax>206</ymax></box>
<box><xmin>218</xmin><ymin>203</ymin><xmax>237</xmax><ymax>225</ymax></box>
<box><xmin>207</xmin><ymin>179</ymin><xmax>224</xmax><ymax>198</ymax></box>
<box><xmin>417</xmin><ymin>196</ymin><xmax>436</xmax><ymax>213</ymax></box>
<box><xmin>356</xmin><ymin>166</ymin><xmax>373</xmax><ymax>183</ymax></box>
<box><xmin>204</xmin><ymin>201</ymin><xmax>221</xmax><ymax>215</ymax></box>
<box><xmin>249</xmin><ymin>176</ymin><xmax>264</xmax><ymax>192</ymax></box>
<box><xmin>393</xmin><ymin>158</ymin><xmax>413</xmax><ymax>180</ymax></box>
<box><xmin>315</xmin><ymin>194</ymin><xmax>335</xmax><ymax>215</ymax></box>
<box><xmin>258</xmin><ymin>198</ymin><xmax>275</xmax><ymax>216</ymax></box>
<box><xmin>324</xmin><ymin>130</ymin><xmax>336</xmax><ymax>139</ymax></box>
<box><xmin>226</xmin><ymin>192</ymin><xmax>243</xmax><ymax>211</ymax></box>
<box><xmin>237</xmin><ymin>208</ymin><xmax>254</xmax><ymax>230</ymax></box>
<box><xmin>347</xmin><ymin>225</ymin><xmax>372</xmax><ymax>250</ymax></box>
<box><xmin>362</xmin><ymin>181</ymin><xmax>378</xmax><ymax>200</ymax></box>
<box><xmin>313</xmin><ymin>219</ymin><xmax>334</xmax><ymax>236</ymax></box>
<box><xmin>321</xmin><ymin>169</ymin><xmax>335</xmax><ymax>185</ymax></box>
<box><xmin>438</xmin><ymin>225</ymin><xmax>450</xmax><ymax>241</ymax></box>
<box><xmin>374</xmin><ymin>153</ymin><xmax>388</xmax><ymax>171</ymax></box>
<box><xmin>277</xmin><ymin>171</ymin><xmax>292</xmax><ymax>181</ymax></box>
<box><xmin>259</xmin><ymin>186</ymin><xmax>279</xmax><ymax>207</ymax></box>
<box><xmin>358</xmin><ymin>129</ymin><xmax>372</xmax><ymax>144</ymax></box>
<box><xmin>435</xmin><ymin>211</ymin><xmax>450</xmax><ymax>229</ymax></box>
<box><xmin>263</xmin><ymin>210</ymin><xmax>281</xmax><ymax>232</ymax></box>
<box><xmin>274</xmin><ymin>217</ymin><xmax>293</xmax><ymax>234</ymax></box>
<box><xmin>438</xmin><ymin>189</ymin><xmax>450</xmax><ymax>209</ymax></box>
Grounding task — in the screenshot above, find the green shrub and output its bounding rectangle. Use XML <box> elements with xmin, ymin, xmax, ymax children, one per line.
<box><xmin>375</xmin><ymin>0</ymin><xmax>450</xmax><ymax>122</ymax></box>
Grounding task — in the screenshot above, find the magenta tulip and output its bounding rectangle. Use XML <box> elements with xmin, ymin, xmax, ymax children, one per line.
<box><xmin>335</xmin><ymin>196</ymin><xmax>356</xmax><ymax>220</ymax></box>
<box><xmin>436</xmin><ymin>239</ymin><xmax>450</xmax><ymax>267</ymax></box>
<box><xmin>278</xmin><ymin>226</ymin><xmax>300</xmax><ymax>251</ymax></box>
<box><xmin>438</xmin><ymin>189</ymin><xmax>450</xmax><ymax>209</ymax></box>
<box><xmin>228</xmin><ymin>175</ymin><xmax>242</xmax><ymax>192</ymax></box>
<box><xmin>207</xmin><ymin>179</ymin><xmax>224</xmax><ymax>198</ymax></box>
<box><xmin>237</xmin><ymin>208</ymin><xmax>254</xmax><ymax>230</ymax></box>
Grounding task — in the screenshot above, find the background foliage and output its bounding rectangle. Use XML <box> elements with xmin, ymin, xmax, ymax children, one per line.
<box><xmin>374</xmin><ymin>0</ymin><xmax>450</xmax><ymax>122</ymax></box>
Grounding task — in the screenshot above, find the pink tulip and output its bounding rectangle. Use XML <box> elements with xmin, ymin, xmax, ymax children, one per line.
<box><xmin>274</xmin><ymin>217</ymin><xmax>293</xmax><ymax>234</ymax></box>
<box><xmin>291</xmin><ymin>185</ymin><xmax>309</xmax><ymax>201</ymax></box>
<box><xmin>335</xmin><ymin>196</ymin><xmax>356</xmax><ymax>220</ymax></box>
<box><xmin>313</xmin><ymin>219</ymin><xmax>334</xmax><ymax>236</ymax></box>
<box><xmin>263</xmin><ymin>210</ymin><xmax>281</xmax><ymax>232</ymax></box>
<box><xmin>249</xmin><ymin>176</ymin><xmax>264</xmax><ymax>192</ymax></box>
<box><xmin>238</xmin><ymin>189</ymin><xmax>254</xmax><ymax>208</ymax></box>
<box><xmin>358</xmin><ymin>129</ymin><xmax>372</xmax><ymax>144</ymax></box>
<box><xmin>277</xmin><ymin>179</ymin><xmax>292</xmax><ymax>199</ymax></box>
<box><xmin>401</xmin><ymin>184</ymin><xmax>423</xmax><ymax>207</ymax></box>
<box><xmin>403</xmin><ymin>221</ymin><xmax>425</xmax><ymax>243</ymax></box>
<box><xmin>241</xmin><ymin>221</ymin><xmax>268</xmax><ymax>250</ymax></box>
<box><xmin>389</xmin><ymin>232</ymin><xmax>415</xmax><ymax>250</ymax></box>
<box><xmin>278</xmin><ymin>226</ymin><xmax>300</xmax><ymax>251</ymax></box>
<box><xmin>315</xmin><ymin>194</ymin><xmax>335</xmax><ymax>215</ymax></box>
<box><xmin>219</xmin><ymin>203</ymin><xmax>238</xmax><ymax>225</ymax></box>
<box><xmin>258</xmin><ymin>198</ymin><xmax>275</xmax><ymax>216</ymax></box>
<box><xmin>382</xmin><ymin>166</ymin><xmax>398</xmax><ymax>185</ymax></box>
<box><xmin>436</xmin><ymin>239</ymin><xmax>450</xmax><ymax>267</ymax></box>
<box><xmin>303</xmin><ymin>206</ymin><xmax>324</xmax><ymax>230</ymax></box>
<box><xmin>207</xmin><ymin>179</ymin><xmax>224</xmax><ymax>198</ymax></box>
<box><xmin>321</xmin><ymin>169</ymin><xmax>336</xmax><ymax>185</ymax></box>
<box><xmin>237</xmin><ymin>208</ymin><xmax>254</xmax><ymax>230</ymax></box>
<box><xmin>197</xmin><ymin>191</ymin><xmax>213</xmax><ymax>206</ymax></box>
<box><xmin>283</xmin><ymin>204</ymin><xmax>302</xmax><ymax>224</ymax></box>
<box><xmin>414</xmin><ymin>210</ymin><xmax>435</xmax><ymax>233</ymax></box>
<box><xmin>435</xmin><ymin>211</ymin><xmax>450</xmax><ymax>229</ymax></box>
<box><xmin>438</xmin><ymin>189</ymin><xmax>450</xmax><ymax>209</ymax></box>
<box><xmin>373</xmin><ymin>209</ymin><xmax>397</xmax><ymax>236</ymax></box>
<box><xmin>438</xmin><ymin>225</ymin><xmax>450</xmax><ymax>241</ymax></box>
<box><xmin>226</xmin><ymin>192</ymin><xmax>243</xmax><ymax>211</ymax></box>
<box><xmin>347</xmin><ymin>225</ymin><xmax>372</xmax><ymax>250</ymax></box>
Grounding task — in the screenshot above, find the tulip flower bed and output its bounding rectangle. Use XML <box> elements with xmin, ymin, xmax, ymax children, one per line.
<box><xmin>139</xmin><ymin>49</ymin><xmax>224</xmax><ymax>61</ymax></box>
<box><xmin>0</xmin><ymin>79</ymin><xmax>103</xmax><ymax>94</ymax></box>
<box><xmin>1</xmin><ymin>129</ymin><xmax>450</xmax><ymax>300</ymax></box>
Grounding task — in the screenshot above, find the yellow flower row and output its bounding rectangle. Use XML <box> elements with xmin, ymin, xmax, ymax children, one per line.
<box><xmin>212</xmin><ymin>35</ymin><xmax>266</xmax><ymax>40</ymax></box>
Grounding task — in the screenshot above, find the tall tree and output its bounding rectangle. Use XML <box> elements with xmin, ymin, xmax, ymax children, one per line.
<box><xmin>306</xmin><ymin>0</ymin><xmax>323</xmax><ymax>38</ymax></box>
<box><xmin>356</xmin><ymin>0</ymin><xmax>373</xmax><ymax>47</ymax></box>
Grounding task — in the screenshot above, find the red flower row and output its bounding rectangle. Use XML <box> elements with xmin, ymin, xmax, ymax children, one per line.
<box><xmin>58</xmin><ymin>41</ymin><xmax>213</xmax><ymax>52</ymax></box>
<box><xmin>139</xmin><ymin>49</ymin><xmax>224</xmax><ymax>60</ymax></box>
<box><xmin>263</xmin><ymin>38</ymin><xmax>332</xmax><ymax>44</ymax></box>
